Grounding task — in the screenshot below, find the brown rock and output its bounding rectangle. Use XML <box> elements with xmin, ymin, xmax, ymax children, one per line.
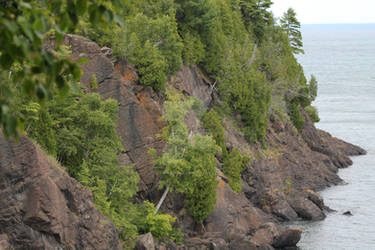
<box><xmin>250</xmin><ymin>222</ymin><xmax>280</xmax><ymax>247</ymax></box>
<box><xmin>0</xmin><ymin>134</ymin><xmax>121</xmax><ymax>249</ymax></box>
<box><xmin>0</xmin><ymin>234</ymin><xmax>10</xmax><ymax>250</ymax></box>
<box><xmin>172</xmin><ymin>65</ymin><xmax>213</xmax><ymax>108</ymax></box>
<box><xmin>273</xmin><ymin>228</ymin><xmax>302</xmax><ymax>248</ymax></box>
<box><xmin>287</xmin><ymin>195</ymin><xmax>325</xmax><ymax>221</ymax></box>
<box><xmin>205</xmin><ymin>180</ymin><xmax>275</xmax><ymax>240</ymax></box>
<box><xmin>135</xmin><ymin>233</ymin><xmax>155</xmax><ymax>250</ymax></box>
<box><xmin>271</xmin><ymin>199</ymin><xmax>298</xmax><ymax>221</ymax></box>
<box><xmin>300</xmin><ymin>109</ymin><xmax>365</xmax><ymax>169</ymax></box>
<box><xmin>306</xmin><ymin>189</ymin><xmax>325</xmax><ymax>210</ymax></box>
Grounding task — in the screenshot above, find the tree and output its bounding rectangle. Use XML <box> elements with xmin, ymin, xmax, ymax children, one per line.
<box><xmin>112</xmin><ymin>10</ymin><xmax>183</xmax><ymax>90</ymax></box>
<box><xmin>0</xmin><ymin>0</ymin><xmax>121</xmax><ymax>138</ymax></box>
<box><xmin>280</xmin><ymin>8</ymin><xmax>304</xmax><ymax>54</ymax></box>
<box><xmin>308</xmin><ymin>74</ymin><xmax>318</xmax><ymax>102</ymax></box>
<box><xmin>239</xmin><ymin>0</ymin><xmax>273</xmax><ymax>42</ymax></box>
<box><xmin>151</xmin><ymin>91</ymin><xmax>219</xmax><ymax>224</ymax></box>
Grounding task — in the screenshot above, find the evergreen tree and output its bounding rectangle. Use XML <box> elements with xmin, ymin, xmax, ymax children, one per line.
<box><xmin>239</xmin><ymin>0</ymin><xmax>273</xmax><ymax>42</ymax></box>
<box><xmin>152</xmin><ymin>91</ymin><xmax>219</xmax><ymax>224</ymax></box>
<box><xmin>280</xmin><ymin>8</ymin><xmax>304</xmax><ymax>54</ymax></box>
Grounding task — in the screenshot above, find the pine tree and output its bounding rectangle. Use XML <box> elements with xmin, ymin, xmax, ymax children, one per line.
<box><xmin>280</xmin><ymin>8</ymin><xmax>304</xmax><ymax>54</ymax></box>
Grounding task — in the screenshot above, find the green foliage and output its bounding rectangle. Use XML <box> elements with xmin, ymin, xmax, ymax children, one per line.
<box><xmin>0</xmin><ymin>0</ymin><xmax>121</xmax><ymax>138</ymax></box>
<box><xmin>308</xmin><ymin>75</ymin><xmax>318</xmax><ymax>102</ymax></box>
<box><xmin>127</xmin><ymin>36</ymin><xmax>167</xmax><ymax>91</ymax></box>
<box><xmin>305</xmin><ymin>105</ymin><xmax>320</xmax><ymax>123</ymax></box>
<box><xmin>239</xmin><ymin>0</ymin><xmax>273</xmax><ymax>42</ymax></box>
<box><xmin>74</xmin><ymin>0</ymin><xmax>312</xmax><ymax>145</ymax></box>
<box><xmin>112</xmin><ymin>10</ymin><xmax>183</xmax><ymax>91</ymax></box>
<box><xmin>280</xmin><ymin>8</ymin><xmax>304</xmax><ymax>54</ymax></box>
<box><xmin>202</xmin><ymin>109</ymin><xmax>227</xmax><ymax>157</ymax></box>
<box><xmin>183</xmin><ymin>134</ymin><xmax>219</xmax><ymax>223</ymax></box>
<box><xmin>223</xmin><ymin>148</ymin><xmax>249</xmax><ymax>193</ymax></box>
<box><xmin>153</xmin><ymin>91</ymin><xmax>219</xmax><ymax>224</ymax></box>
<box><xmin>175</xmin><ymin>0</ymin><xmax>273</xmax><ymax>142</ymax></box>
<box><xmin>182</xmin><ymin>31</ymin><xmax>206</xmax><ymax>66</ymax></box>
<box><xmin>137</xmin><ymin>201</ymin><xmax>182</xmax><ymax>242</ymax></box>
<box><xmin>288</xmin><ymin>101</ymin><xmax>305</xmax><ymax>130</ymax></box>
<box><xmin>91</xmin><ymin>74</ymin><xmax>98</xmax><ymax>90</ymax></box>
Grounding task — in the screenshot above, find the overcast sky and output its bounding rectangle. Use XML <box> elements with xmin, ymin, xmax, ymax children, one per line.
<box><xmin>271</xmin><ymin>0</ymin><xmax>375</xmax><ymax>24</ymax></box>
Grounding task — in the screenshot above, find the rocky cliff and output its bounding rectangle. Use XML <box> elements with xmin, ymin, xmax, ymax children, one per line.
<box><xmin>2</xmin><ymin>35</ymin><xmax>365</xmax><ymax>249</ymax></box>
<box><xmin>66</xmin><ymin>35</ymin><xmax>366</xmax><ymax>249</ymax></box>
<box><xmin>0</xmin><ymin>134</ymin><xmax>122</xmax><ymax>249</ymax></box>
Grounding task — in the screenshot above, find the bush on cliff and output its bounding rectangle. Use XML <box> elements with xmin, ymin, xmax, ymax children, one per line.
<box><xmin>305</xmin><ymin>105</ymin><xmax>320</xmax><ymax>123</ymax></box>
<box><xmin>288</xmin><ymin>101</ymin><xmax>305</xmax><ymax>130</ymax></box>
<box><xmin>223</xmin><ymin>148</ymin><xmax>250</xmax><ymax>193</ymax></box>
<box><xmin>112</xmin><ymin>11</ymin><xmax>183</xmax><ymax>92</ymax></box>
<box><xmin>152</xmin><ymin>91</ymin><xmax>219</xmax><ymax>224</ymax></box>
<box><xmin>202</xmin><ymin>109</ymin><xmax>227</xmax><ymax>158</ymax></box>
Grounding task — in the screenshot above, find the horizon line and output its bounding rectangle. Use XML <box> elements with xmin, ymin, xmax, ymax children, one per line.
<box><xmin>301</xmin><ymin>22</ymin><xmax>375</xmax><ymax>25</ymax></box>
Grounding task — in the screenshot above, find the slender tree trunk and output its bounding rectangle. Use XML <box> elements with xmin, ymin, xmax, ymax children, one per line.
<box><xmin>154</xmin><ymin>185</ymin><xmax>170</xmax><ymax>215</ymax></box>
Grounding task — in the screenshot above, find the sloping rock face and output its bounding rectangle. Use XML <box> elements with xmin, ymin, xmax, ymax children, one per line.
<box><xmin>46</xmin><ymin>35</ymin><xmax>365</xmax><ymax>249</ymax></box>
<box><xmin>0</xmin><ymin>134</ymin><xmax>122</xmax><ymax>249</ymax></box>
<box><xmin>60</xmin><ymin>35</ymin><xmax>165</xmax><ymax>198</ymax></box>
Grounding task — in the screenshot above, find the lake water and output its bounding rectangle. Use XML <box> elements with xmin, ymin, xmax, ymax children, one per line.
<box><xmin>292</xmin><ymin>24</ymin><xmax>375</xmax><ymax>249</ymax></box>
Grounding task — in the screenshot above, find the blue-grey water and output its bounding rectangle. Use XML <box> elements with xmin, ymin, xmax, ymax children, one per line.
<box><xmin>292</xmin><ymin>24</ymin><xmax>375</xmax><ymax>249</ymax></box>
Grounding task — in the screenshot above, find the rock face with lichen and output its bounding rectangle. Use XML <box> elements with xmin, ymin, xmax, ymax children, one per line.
<box><xmin>3</xmin><ymin>35</ymin><xmax>365</xmax><ymax>249</ymax></box>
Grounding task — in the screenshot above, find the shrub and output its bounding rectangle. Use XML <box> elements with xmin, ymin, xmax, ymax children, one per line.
<box><xmin>223</xmin><ymin>148</ymin><xmax>249</xmax><ymax>193</ymax></box>
<box><xmin>202</xmin><ymin>109</ymin><xmax>227</xmax><ymax>157</ymax></box>
<box><xmin>288</xmin><ymin>101</ymin><xmax>305</xmax><ymax>130</ymax></box>
<box><xmin>305</xmin><ymin>105</ymin><xmax>320</xmax><ymax>123</ymax></box>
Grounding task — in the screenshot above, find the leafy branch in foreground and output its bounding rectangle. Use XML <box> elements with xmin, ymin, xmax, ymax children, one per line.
<box><xmin>0</xmin><ymin>0</ymin><xmax>121</xmax><ymax>138</ymax></box>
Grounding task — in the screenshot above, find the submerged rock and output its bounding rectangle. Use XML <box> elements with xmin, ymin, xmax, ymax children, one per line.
<box><xmin>343</xmin><ymin>211</ymin><xmax>353</xmax><ymax>216</ymax></box>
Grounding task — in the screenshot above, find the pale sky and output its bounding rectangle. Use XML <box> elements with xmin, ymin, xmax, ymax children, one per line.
<box><xmin>271</xmin><ymin>0</ymin><xmax>375</xmax><ymax>24</ymax></box>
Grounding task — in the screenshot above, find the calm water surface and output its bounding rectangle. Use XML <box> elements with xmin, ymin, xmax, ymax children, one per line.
<box><xmin>292</xmin><ymin>24</ymin><xmax>375</xmax><ymax>250</ymax></box>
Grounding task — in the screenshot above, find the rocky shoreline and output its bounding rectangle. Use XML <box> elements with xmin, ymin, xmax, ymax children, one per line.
<box><xmin>0</xmin><ymin>35</ymin><xmax>366</xmax><ymax>249</ymax></box>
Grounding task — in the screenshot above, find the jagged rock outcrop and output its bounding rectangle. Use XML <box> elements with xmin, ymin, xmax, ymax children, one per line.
<box><xmin>0</xmin><ymin>134</ymin><xmax>122</xmax><ymax>249</ymax></box>
<box><xmin>42</xmin><ymin>35</ymin><xmax>365</xmax><ymax>249</ymax></box>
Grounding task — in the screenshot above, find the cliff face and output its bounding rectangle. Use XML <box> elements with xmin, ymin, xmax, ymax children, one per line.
<box><xmin>65</xmin><ymin>35</ymin><xmax>365</xmax><ymax>249</ymax></box>
<box><xmin>0</xmin><ymin>134</ymin><xmax>122</xmax><ymax>249</ymax></box>
<box><xmin>3</xmin><ymin>35</ymin><xmax>365</xmax><ymax>249</ymax></box>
